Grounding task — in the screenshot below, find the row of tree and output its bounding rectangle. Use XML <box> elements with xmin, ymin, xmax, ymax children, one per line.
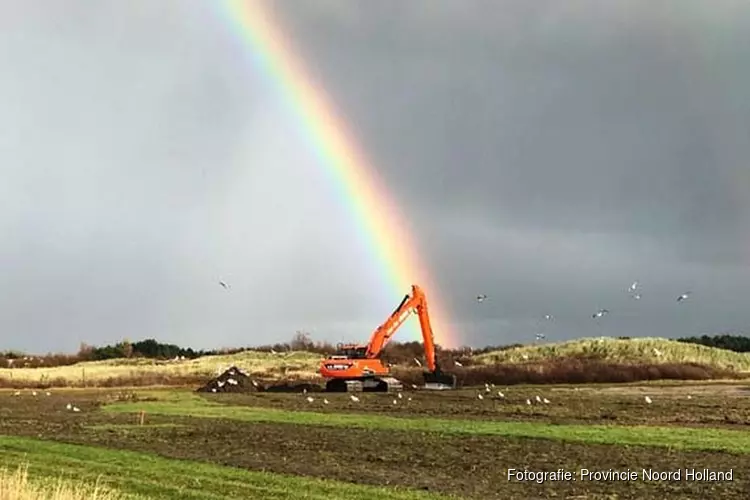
<box><xmin>76</xmin><ymin>339</ymin><xmax>206</xmax><ymax>361</ymax></box>
<box><xmin>2</xmin><ymin>333</ymin><xmax>749</xmax><ymax>365</ymax></box>
<box><xmin>675</xmin><ymin>334</ymin><xmax>750</xmax><ymax>353</ymax></box>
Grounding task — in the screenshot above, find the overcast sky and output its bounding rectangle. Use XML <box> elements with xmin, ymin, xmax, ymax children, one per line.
<box><xmin>1</xmin><ymin>1</ymin><xmax>749</xmax><ymax>353</ymax></box>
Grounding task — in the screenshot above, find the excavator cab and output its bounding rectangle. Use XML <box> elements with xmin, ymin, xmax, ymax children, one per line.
<box><xmin>333</xmin><ymin>343</ymin><xmax>368</xmax><ymax>359</ymax></box>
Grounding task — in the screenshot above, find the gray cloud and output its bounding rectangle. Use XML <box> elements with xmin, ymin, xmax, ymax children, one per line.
<box><xmin>1</xmin><ymin>1</ymin><xmax>749</xmax><ymax>352</ymax></box>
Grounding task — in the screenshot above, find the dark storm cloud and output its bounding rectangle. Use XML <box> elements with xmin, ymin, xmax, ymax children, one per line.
<box><xmin>1</xmin><ymin>1</ymin><xmax>749</xmax><ymax>352</ymax></box>
<box><xmin>272</xmin><ymin>1</ymin><xmax>749</xmax><ymax>244</ymax></box>
<box><xmin>271</xmin><ymin>0</ymin><xmax>750</xmax><ymax>344</ymax></box>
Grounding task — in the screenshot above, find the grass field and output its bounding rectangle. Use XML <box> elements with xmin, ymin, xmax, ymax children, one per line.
<box><xmin>2</xmin><ymin>382</ymin><xmax>749</xmax><ymax>499</ymax></box>
<box><xmin>2</xmin><ymin>339</ymin><xmax>749</xmax><ymax>497</ymax></box>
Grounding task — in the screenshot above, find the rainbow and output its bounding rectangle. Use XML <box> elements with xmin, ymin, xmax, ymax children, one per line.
<box><xmin>216</xmin><ymin>0</ymin><xmax>457</xmax><ymax>347</ymax></box>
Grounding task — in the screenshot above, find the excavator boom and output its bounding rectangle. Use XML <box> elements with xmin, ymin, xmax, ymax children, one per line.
<box><xmin>320</xmin><ymin>285</ymin><xmax>457</xmax><ymax>392</ymax></box>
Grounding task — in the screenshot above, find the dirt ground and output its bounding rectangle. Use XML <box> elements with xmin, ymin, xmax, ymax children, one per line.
<box><xmin>1</xmin><ymin>384</ymin><xmax>749</xmax><ymax>499</ymax></box>
<box><xmin>197</xmin><ymin>383</ymin><xmax>750</xmax><ymax>429</ymax></box>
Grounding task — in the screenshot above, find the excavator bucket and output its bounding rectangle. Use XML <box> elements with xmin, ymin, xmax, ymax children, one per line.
<box><xmin>423</xmin><ymin>369</ymin><xmax>457</xmax><ymax>390</ymax></box>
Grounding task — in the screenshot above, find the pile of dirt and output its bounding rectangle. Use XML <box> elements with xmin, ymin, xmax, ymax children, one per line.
<box><xmin>197</xmin><ymin>366</ymin><xmax>262</xmax><ymax>393</ymax></box>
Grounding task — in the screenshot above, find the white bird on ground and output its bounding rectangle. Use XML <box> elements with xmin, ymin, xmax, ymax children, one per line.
<box><xmin>66</xmin><ymin>403</ymin><xmax>72</xmax><ymax>410</ymax></box>
<box><xmin>526</xmin><ymin>399</ymin><xmax>532</xmax><ymax>405</ymax></box>
<box><xmin>543</xmin><ymin>398</ymin><xmax>550</xmax><ymax>404</ymax></box>
<box><xmin>593</xmin><ymin>309</ymin><xmax>609</xmax><ymax>319</ymax></box>
<box><xmin>477</xmin><ymin>393</ymin><xmax>484</xmax><ymax>400</ymax></box>
<box><xmin>454</xmin><ymin>360</ymin><xmax>463</xmax><ymax>367</ymax></box>
<box><xmin>73</xmin><ymin>406</ymin><xmax>80</xmax><ymax>412</ymax></box>
<box><xmin>306</xmin><ymin>396</ymin><xmax>314</xmax><ymax>403</ymax></box>
<box><xmin>413</xmin><ymin>358</ymin><xmax>422</xmax><ymax>367</ymax></box>
<box><xmin>535</xmin><ymin>395</ymin><xmax>542</xmax><ymax>403</ymax></box>
<box><xmin>13</xmin><ymin>391</ymin><xmax>20</xmax><ymax>396</ymax></box>
<box><xmin>270</xmin><ymin>349</ymin><xmax>277</xmax><ymax>355</ymax></box>
<box><xmin>653</xmin><ymin>348</ymin><xmax>663</xmax><ymax>357</ymax></box>
<box><xmin>398</xmin><ymin>392</ymin><xmax>403</xmax><ymax>399</ymax></box>
<box><xmin>522</xmin><ymin>354</ymin><xmax>529</xmax><ymax>360</ymax></box>
<box><xmin>677</xmin><ymin>292</ymin><xmax>692</xmax><ymax>302</ymax></box>
<box><xmin>227</xmin><ymin>378</ymin><xmax>238</xmax><ymax>385</ymax></box>
<box><xmin>497</xmin><ymin>391</ymin><xmax>505</xmax><ymax>398</ymax></box>
<box><xmin>349</xmin><ymin>395</ymin><xmax>360</xmax><ymax>402</ymax></box>
<box><xmin>687</xmin><ymin>395</ymin><xmax>692</xmax><ymax>400</ymax></box>
<box><xmin>323</xmin><ymin>398</ymin><xmax>329</xmax><ymax>404</ymax></box>
<box><xmin>393</xmin><ymin>399</ymin><xmax>398</xmax><ymax>405</ymax></box>
<box><xmin>31</xmin><ymin>391</ymin><xmax>37</xmax><ymax>396</ymax></box>
<box><xmin>408</xmin><ymin>397</ymin><xmax>413</xmax><ymax>401</ymax></box>
<box><xmin>644</xmin><ymin>396</ymin><xmax>653</xmax><ymax>404</ymax></box>
<box><xmin>411</xmin><ymin>384</ymin><xmax>418</xmax><ymax>389</ymax></box>
<box><xmin>485</xmin><ymin>386</ymin><xmax>491</xmax><ymax>393</ymax></box>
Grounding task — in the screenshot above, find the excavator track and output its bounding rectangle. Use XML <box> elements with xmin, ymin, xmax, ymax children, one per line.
<box><xmin>325</xmin><ymin>377</ymin><xmax>403</xmax><ymax>393</ymax></box>
<box><xmin>369</xmin><ymin>377</ymin><xmax>403</xmax><ymax>392</ymax></box>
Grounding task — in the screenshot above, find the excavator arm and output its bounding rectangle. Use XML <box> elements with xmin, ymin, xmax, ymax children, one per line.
<box><xmin>363</xmin><ymin>285</ymin><xmax>439</xmax><ymax>372</ymax></box>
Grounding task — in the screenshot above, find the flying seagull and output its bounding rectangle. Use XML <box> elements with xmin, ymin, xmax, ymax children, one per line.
<box><xmin>535</xmin><ymin>333</ymin><xmax>546</xmax><ymax>341</ymax></box>
<box><xmin>219</xmin><ymin>281</ymin><xmax>230</xmax><ymax>290</ymax></box>
<box><xmin>629</xmin><ymin>281</ymin><xmax>639</xmax><ymax>293</ymax></box>
<box><xmin>593</xmin><ymin>309</ymin><xmax>609</xmax><ymax>319</ymax></box>
<box><xmin>476</xmin><ymin>294</ymin><xmax>487</xmax><ymax>303</ymax></box>
<box><xmin>543</xmin><ymin>314</ymin><xmax>554</xmax><ymax>321</ymax></box>
<box><xmin>677</xmin><ymin>291</ymin><xmax>691</xmax><ymax>302</ymax></box>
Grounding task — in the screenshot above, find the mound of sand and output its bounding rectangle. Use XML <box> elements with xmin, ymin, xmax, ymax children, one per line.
<box><xmin>196</xmin><ymin>366</ymin><xmax>324</xmax><ymax>393</ymax></box>
<box><xmin>197</xmin><ymin>366</ymin><xmax>262</xmax><ymax>393</ymax></box>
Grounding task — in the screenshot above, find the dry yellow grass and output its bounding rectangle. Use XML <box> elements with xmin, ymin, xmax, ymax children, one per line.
<box><xmin>0</xmin><ymin>350</ymin><xmax>322</xmax><ymax>387</ymax></box>
<box><xmin>474</xmin><ymin>337</ymin><xmax>750</xmax><ymax>371</ymax></box>
<box><xmin>5</xmin><ymin>337</ymin><xmax>747</xmax><ymax>389</ymax></box>
<box><xmin>0</xmin><ymin>463</ymin><xmax>123</xmax><ymax>500</ymax></box>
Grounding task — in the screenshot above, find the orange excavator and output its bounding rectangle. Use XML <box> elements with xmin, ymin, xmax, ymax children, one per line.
<box><xmin>320</xmin><ymin>284</ymin><xmax>457</xmax><ymax>392</ymax></box>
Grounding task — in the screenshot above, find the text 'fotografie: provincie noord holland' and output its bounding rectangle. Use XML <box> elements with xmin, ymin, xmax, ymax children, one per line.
<box><xmin>507</xmin><ymin>468</ymin><xmax>734</xmax><ymax>483</ymax></box>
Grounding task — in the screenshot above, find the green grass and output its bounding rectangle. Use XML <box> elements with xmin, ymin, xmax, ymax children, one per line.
<box><xmin>103</xmin><ymin>391</ymin><xmax>750</xmax><ymax>454</ymax></box>
<box><xmin>0</xmin><ymin>436</ymin><xmax>448</xmax><ymax>500</ymax></box>
<box><xmin>474</xmin><ymin>336</ymin><xmax>750</xmax><ymax>370</ymax></box>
